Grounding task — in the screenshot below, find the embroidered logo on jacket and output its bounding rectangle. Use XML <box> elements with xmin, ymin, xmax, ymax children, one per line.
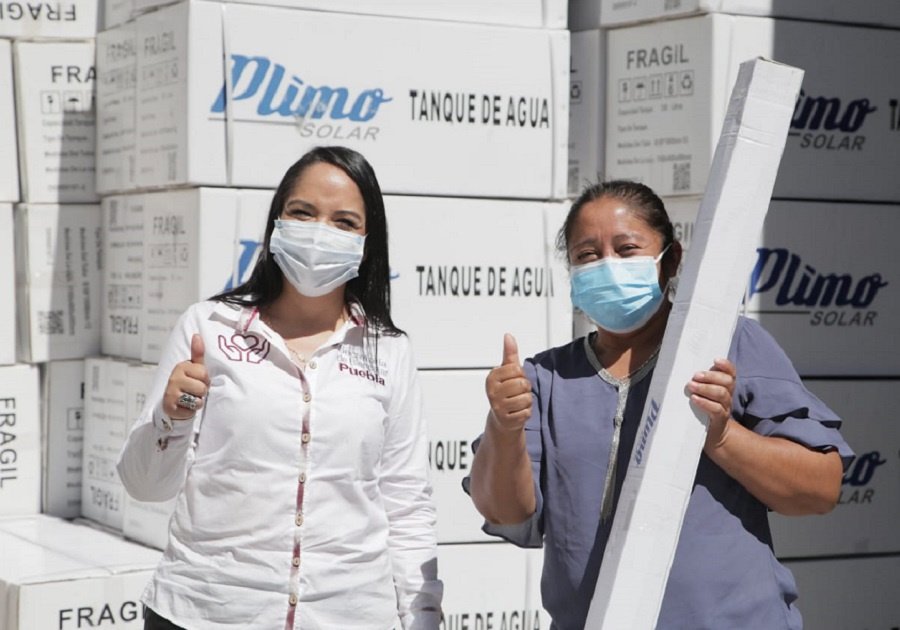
<box><xmin>218</xmin><ymin>333</ymin><xmax>270</xmax><ymax>363</ymax></box>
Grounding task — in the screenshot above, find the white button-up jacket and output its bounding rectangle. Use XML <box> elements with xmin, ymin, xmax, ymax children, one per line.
<box><xmin>117</xmin><ymin>300</ymin><xmax>442</xmax><ymax>629</ymax></box>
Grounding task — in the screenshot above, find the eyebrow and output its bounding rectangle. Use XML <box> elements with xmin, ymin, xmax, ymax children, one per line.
<box><xmin>570</xmin><ymin>231</ymin><xmax>647</xmax><ymax>250</ymax></box>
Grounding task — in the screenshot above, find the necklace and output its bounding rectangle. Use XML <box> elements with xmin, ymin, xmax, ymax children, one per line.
<box><xmin>590</xmin><ymin>332</ymin><xmax>661</xmax><ymax>381</ymax></box>
<box><xmin>287</xmin><ymin>346</ymin><xmax>307</xmax><ymax>367</ymax></box>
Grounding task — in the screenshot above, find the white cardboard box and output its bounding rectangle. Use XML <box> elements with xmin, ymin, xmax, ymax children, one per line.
<box><xmin>95</xmin><ymin>24</ymin><xmax>137</xmax><ymax>195</ymax></box>
<box><xmin>0</xmin><ymin>364</ymin><xmax>41</xmax><ymax>517</ymax></box>
<box><xmin>568</xmin><ymin>29</ymin><xmax>605</xmax><ymax>196</ymax></box>
<box><xmin>141</xmin><ymin>187</ymin><xmax>270</xmax><ymax>363</ymax></box>
<box><xmin>97</xmin><ymin>0</ymin><xmax>569</xmax><ymax>200</ymax></box>
<box><xmin>14</xmin><ymin>204</ymin><xmax>102</xmax><ymax>362</ymax></box>
<box><xmin>81</xmin><ymin>357</ymin><xmax>131</xmax><ymax>531</ymax></box>
<box><xmin>13</xmin><ymin>40</ymin><xmax>97</xmax><ymax>203</ymax></box>
<box><xmin>783</xmin><ymin>555</ymin><xmax>900</xmax><ymax>630</ymax></box>
<box><xmin>0</xmin><ymin>41</ymin><xmax>19</xmax><ymax>203</ymax></box>
<box><xmin>746</xmin><ymin>201</ymin><xmax>899</xmax><ymax>377</ymax></box>
<box><xmin>0</xmin><ymin>515</ymin><xmax>159</xmax><ymax>630</ymax></box>
<box><xmin>101</xmin><ymin>194</ymin><xmax>144</xmax><ymax>360</ymax></box>
<box><xmin>42</xmin><ymin>359</ymin><xmax>85</xmax><ymax>519</ymax></box>
<box><xmin>605</xmin><ymin>16</ymin><xmax>900</xmax><ymax>202</ymax></box>
<box><xmin>121</xmin><ymin>362</ymin><xmax>175</xmax><ymax>551</ymax></box>
<box><xmin>769</xmin><ymin>380</ymin><xmax>900</xmax><ymax>557</ymax></box>
<box><xmin>419</xmin><ymin>370</ymin><xmax>494</xmax><ymax>544</ymax></box>
<box><xmin>587</xmin><ymin>58</ymin><xmax>802</xmax><ymax>629</ymax></box>
<box><xmin>0</xmin><ymin>0</ymin><xmax>98</xmax><ymax>38</ymax></box>
<box><xmin>437</xmin><ymin>543</ymin><xmax>550</xmax><ymax>629</ymax></box>
<box><xmin>387</xmin><ymin>197</ymin><xmax>572</xmax><ymax>369</ymax></box>
<box><xmin>573</xmin><ymin>0</ymin><xmax>900</xmax><ymax>30</ymax></box>
<box><xmin>102</xmin><ymin>0</ymin><xmax>133</xmax><ymax>29</ymax></box>
<box><xmin>0</xmin><ymin>205</ymin><xmax>16</xmax><ymax>365</ymax></box>
<box><xmin>130</xmin><ymin>0</ymin><xmax>566</xmax><ymax>28</ymax></box>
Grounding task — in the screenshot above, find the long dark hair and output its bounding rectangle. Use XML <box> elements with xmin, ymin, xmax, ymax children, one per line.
<box><xmin>213</xmin><ymin>146</ymin><xmax>403</xmax><ymax>336</ymax></box>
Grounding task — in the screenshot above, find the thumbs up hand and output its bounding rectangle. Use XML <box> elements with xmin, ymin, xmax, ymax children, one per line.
<box><xmin>485</xmin><ymin>334</ymin><xmax>533</xmax><ymax>433</ymax></box>
<box><xmin>164</xmin><ymin>334</ymin><xmax>211</xmax><ymax>420</ymax></box>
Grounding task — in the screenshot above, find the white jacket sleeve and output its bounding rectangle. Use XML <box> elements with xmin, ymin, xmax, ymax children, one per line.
<box><xmin>379</xmin><ymin>336</ymin><xmax>443</xmax><ymax>630</ymax></box>
<box><xmin>116</xmin><ymin>305</ymin><xmax>200</xmax><ymax>502</ymax></box>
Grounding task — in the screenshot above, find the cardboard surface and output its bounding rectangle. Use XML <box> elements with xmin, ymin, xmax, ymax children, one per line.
<box><xmin>783</xmin><ymin>555</ymin><xmax>900</xmax><ymax>630</ymax></box>
<box><xmin>130</xmin><ymin>0</ymin><xmax>566</xmax><ymax>27</ymax></box>
<box><xmin>387</xmin><ymin>197</ymin><xmax>572</xmax><ymax>369</ymax></box>
<box><xmin>436</xmin><ymin>543</ymin><xmax>550</xmax><ymax>629</ymax></box>
<box><xmin>95</xmin><ymin>24</ymin><xmax>137</xmax><ymax>195</ymax></box>
<box><xmin>42</xmin><ymin>359</ymin><xmax>85</xmax><ymax>519</ymax></box>
<box><xmin>0</xmin><ymin>364</ymin><xmax>41</xmax><ymax>517</ymax></box>
<box><xmin>101</xmin><ymin>195</ymin><xmax>145</xmax><ymax>360</ymax></box>
<box><xmin>577</xmin><ymin>0</ymin><xmax>900</xmax><ymax>29</ymax></box>
<box><xmin>0</xmin><ymin>41</ymin><xmax>18</xmax><ymax>202</ymax></box>
<box><xmin>605</xmin><ymin>16</ymin><xmax>900</xmax><ymax>202</ymax></box>
<box><xmin>419</xmin><ymin>370</ymin><xmax>494</xmax><ymax>544</ymax></box>
<box><xmin>770</xmin><ymin>380</ymin><xmax>900</xmax><ymax>557</ymax></box>
<box><xmin>81</xmin><ymin>357</ymin><xmax>131</xmax><ymax>531</ymax></box>
<box><xmin>746</xmin><ymin>201</ymin><xmax>899</xmax><ymax>377</ymax></box>
<box><xmin>96</xmin><ymin>1</ymin><xmax>569</xmax><ymax>199</ymax></box>
<box><xmin>14</xmin><ymin>204</ymin><xmax>102</xmax><ymax>362</ymax></box>
<box><xmin>0</xmin><ymin>0</ymin><xmax>98</xmax><ymax>38</ymax></box>
<box><xmin>586</xmin><ymin>58</ymin><xmax>803</xmax><ymax>629</ymax></box>
<box><xmin>0</xmin><ymin>205</ymin><xmax>15</xmax><ymax>365</ymax></box>
<box><xmin>13</xmin><ymin>40</ymin><xmax>97</xmax><ymax>203</ymax></box>
<box><xmin>0</xmin><ymin>515</ymin><xmax>159</xmax><ymax>630</ymax></box>
<box><xmin>568</xmin><ymin>29</ymin><xmax>605</xmax><ymax>197</ymax></box>
<box><xmin>140</xmin><ymin>188</ymin><xmax>270</xmax><ymax>363</ymax></box>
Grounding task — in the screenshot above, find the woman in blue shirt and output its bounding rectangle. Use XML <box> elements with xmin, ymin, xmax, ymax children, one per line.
<box><xmin>466</xmin><ymin>180</ymin><xmax>852</xmax><ymax>629</ymax></box>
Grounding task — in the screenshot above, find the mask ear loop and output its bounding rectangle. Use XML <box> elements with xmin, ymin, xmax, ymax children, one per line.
<box><xmin>658</xmin><ymin>241</ymin><xmax>678</xmax><ymax>303</ymax></box>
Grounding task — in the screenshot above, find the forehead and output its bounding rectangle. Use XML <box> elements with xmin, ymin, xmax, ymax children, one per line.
<box><xmin>287</xmin><ymin>162</ymin><xmax>364</xmax><ymax>207</ymax></box>
<box><xmin>571</xmin><ymin>196</ymin><xmax>656</xmax><ymax>237</ymax></box>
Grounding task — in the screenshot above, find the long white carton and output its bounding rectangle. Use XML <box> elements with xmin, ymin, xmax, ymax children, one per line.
<box><xmin>419</xmin><ymin>370</ymin><xmax>494</xmax><ymax>544</ymax></box>
<box><xmin>783</xmin><ymin>555</ymin><xmax>900</xmax><ymax>630</ymax></box>
<box><xmin>0</xmin><ymin>515</ymin><xmax>159</xmax><ymax>630</ymax></box>
<box><xmin>387</xmin><ymin>197</ymin><xmax>572</xmax><ymax>369</ymax></box>
<box><xmin>96</xmin><ymin>0</ymin><xmax>569</xmax><ymax>200</ymax></box>
<box><xmin>586</xmin><ymin>58</ymin><xmax>803</xmax><ymax>629</ymax></box>
<box><xmin>605</xmin><ymin>16</ymin><xmax>900</xmax><ymax>202</ymax></box>
<box><xmin>42</xmin><ymin>360</ymin><xmax>85</xmax><ymax>519</ymax></box>
<box><xmin>141</xmin><ymin>188</ymin><xmax>270</xmax><ymax>363</ymax></box>
<box><xmin>0</xmin><ymin>41</ymin><xmax>18</xmax><ymax>202</ymax></box>
<box><xmin>95</xmin><ymin>24</ymin><xmax>137</xmax><ymax>195</ymax></box>
<box><xmin>81</xmin><ymin>357</ymin><xmax>132</xmax><ymax>531</ymax></box>
<box><xmin>0</xmin><ymin>205</ymin><xmax>15</xmax><ymax>365</ymax></box>
<box><xmin>745</xmin><ymin>201</ymin><xmax>899</xmax><ymax>377</ymax></box>
<box><xmin>129</xmin><ymin>0</ymin><xmax>566</xmax><ymax>28</ymax></box>
<box><xmin>122</xmin><ymin>362</ymin><xmax>176</xmax><ymax>550</ymax></box>
<box><xmin>101</xmin><ymin>195</ymin><xmax>144</xmax><ymax>360</ymax></box>
<box><xmin>769</xmin><ymin>380</ymin><xmax>900</xmax><ymax>557</ymax></box>
<box><xmin>0</xmin><ymin>0</ymin><xmax>98</xmax><ymax>38</ymax></box>
<box><xmin>568</xmin><ymin>29</ymin><xmax>605</xmax><ymax>197</ymax></box>
<box><xmin>574</xmin><ymin>0</ymin><xmax>900</xmax><ymax>29</ymax></box>
<box><xmin>13</xmin><ymin>40</ymin><xmax>97</xmax><ymax>203</ymax></box>
<box><xmin>0</xmin><ymin>364</ymin><xmax>40</xmax><ymax>517</ymax></box>
<box><xmin>14</xmin><ymin>204</ymin><xmax>102</xmax><ymax>363</ymax></box>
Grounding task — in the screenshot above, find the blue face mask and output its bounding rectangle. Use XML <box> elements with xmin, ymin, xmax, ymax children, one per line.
<box><xmin>570</xmin><ymin>246</ymin><xmax>670</xmax><ymax>334</ymax></box>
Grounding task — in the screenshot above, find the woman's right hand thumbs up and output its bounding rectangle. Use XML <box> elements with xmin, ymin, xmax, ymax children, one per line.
<box><xmin>484</xmin><ymin>333</ymin><xmax>533</xmax><ymax>432</ymax></box>
<box><xmin>163</xmin><ymin>334</ymin><xmax>210</xmax><ymax>420</ymax></box>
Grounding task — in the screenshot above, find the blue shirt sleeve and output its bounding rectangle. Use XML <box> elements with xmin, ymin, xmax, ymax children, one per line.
<box><xmin>729</xmin><ymin>317</ymin><xmax>855</xmax><ymax>468</ymax></box>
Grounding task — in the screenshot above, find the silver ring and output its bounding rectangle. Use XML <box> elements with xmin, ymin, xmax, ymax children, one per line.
<box><xmin>176</xmin><ymin>393</ymin><xmax>201</xmax><ymax>411</ymax></box>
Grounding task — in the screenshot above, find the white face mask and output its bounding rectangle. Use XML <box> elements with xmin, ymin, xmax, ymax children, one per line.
<box><xmin>269</xmin><ymin>219</ymin><xmax>366</xmax><ymax>297</ymax></box>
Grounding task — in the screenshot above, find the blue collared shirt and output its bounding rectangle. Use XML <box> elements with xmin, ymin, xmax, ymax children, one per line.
<box><xmin>468</xmin><ymin>317</ymin><xmax>853</xmax><ymax>630</ymax></box>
